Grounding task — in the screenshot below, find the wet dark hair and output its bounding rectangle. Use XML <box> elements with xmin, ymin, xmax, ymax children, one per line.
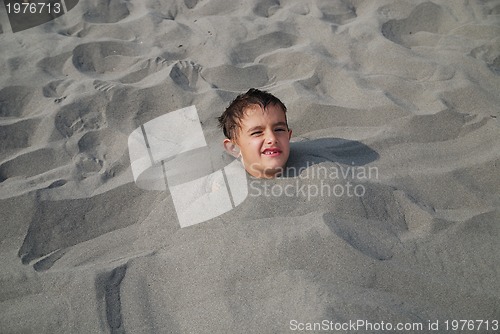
<box><xmin>218</xmin><ymin>88</ymin><xmax>288</xmax><ymax>140</ymax></box>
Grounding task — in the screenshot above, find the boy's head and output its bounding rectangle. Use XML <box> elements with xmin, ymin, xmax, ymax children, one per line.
<box><xmin>218</xmin><ymin>88</ymin><xmax>292</xmax><ymax>178</ymax></box>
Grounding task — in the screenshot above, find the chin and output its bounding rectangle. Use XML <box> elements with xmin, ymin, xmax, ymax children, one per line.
<box><xmin>263</xmin><ymin>164</ymin><xmax>285</xmax><ymax>175</ymax></box>
<box><xmin>267</xmin><ymin>159</ymin><xmax>287</xmax><ymax>169</ymax></box>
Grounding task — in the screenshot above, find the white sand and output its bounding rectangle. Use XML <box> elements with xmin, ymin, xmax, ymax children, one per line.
<box><xmin>1</xmin><ymin>0</ymin><xmax>499</xmax><ymax>333</ymax></box>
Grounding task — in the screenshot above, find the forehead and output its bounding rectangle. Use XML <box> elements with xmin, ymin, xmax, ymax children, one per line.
<box><xmin>239</xmin><ymin>104</ymin><xmax>286</xmax><ymax>128</ymax></box>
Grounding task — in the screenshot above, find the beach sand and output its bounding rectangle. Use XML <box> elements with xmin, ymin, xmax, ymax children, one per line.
<box><xmin>1</xmin><ymin>0</ymin><xmax>499</xmax><ymax>333</ymax></box>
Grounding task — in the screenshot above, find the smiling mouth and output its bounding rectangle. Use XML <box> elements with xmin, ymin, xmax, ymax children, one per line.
<box><xmin>262</xmin><ymin>149</ymin><xmax>282</xmax><ymax>156</ymax></box>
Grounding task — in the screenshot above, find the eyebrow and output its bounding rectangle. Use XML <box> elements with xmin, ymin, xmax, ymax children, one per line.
<box><xmin>246</xmin><ymin>122</ymin><xmax>288</xmax><ymax>133</ymax></box>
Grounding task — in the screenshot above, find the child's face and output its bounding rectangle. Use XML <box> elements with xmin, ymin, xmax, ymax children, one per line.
<box><xmin>229</xmin><ymin>104</ymin><xmax>292</xmax><ymax>178</ymax></box>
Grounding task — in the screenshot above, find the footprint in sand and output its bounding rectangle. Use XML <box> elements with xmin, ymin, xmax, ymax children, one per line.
<box><xmin>82</xmin><ymin>0</ymin><xmax>130</xmax><ymax>23</ymax></box>
<box><xmin>71</xmin><ymin>41</ymin><xmax>140</xmax><ymax>75</ymax></box>
<box><xmin>489</xmin><ymin>55</ymin><xmax>500</xmax><ymax>74</ymax></box>
<box><xmin>95</xmin><ymin>58</ymin><xmax>198</xmax><ymax>88</ymax></box>
<box><xmin>75</xmin><ymin>153</ymin><xmax>104</xmax><ymax>177</ymax></box>
<box><xmin>77</xmin><ymin>130</ymin><xmax>129</xmax><ymax>180</ymax></box>
<box><xmin>316</xmin><ymin>0</ymin><xmax>357</xmax><ymax>25</ymax></box>
<box><xmin>93</xmin><ymin>80</ymin><xmax>117</xmax><ymax>92</ymax></box>
<box><xmin>37</xmin><ymin>51</ymin><xmax>73</xmax><ymax>77</ymax></box>
<box><xmin>0</xmin><ymin>86</ymin><xmax>35</xmax><ymax>118</ymax></box>
<box><xmin>42</xmin><ymin>79</ymin><xmax>73</xmax><ymax>103</ymax></box>
<box><xmin>470</xmin><ymin>44</ymin><xmax>500</xmax><ymax>75</ymax></box>
<box><xmin>119</xmin><ymin>56</ymin><xmax>170</xmax><ymax>84</ymax></box>
<box><xmin>169</xmin><ymin>60</ymin><xmax>203</xmax><ymax>90</ymax></box>
<box><xmin>0</xmin><ymin>119</ymin><xmax>39</xmax><ymax>153</ymax></box>
<box><xmin>253</xmin><ymin>0</ymin><xmax>281</xmax><ymax>17</ymax></box>
<box><xmin>54</xmin><ymin>96</ymin><xmax>106</xmax><ymax>138</ymax></box>
<box><xmin>381</xmin><ymin>2</ymin><xmax>456</xmax><ymax>48</ymax></box>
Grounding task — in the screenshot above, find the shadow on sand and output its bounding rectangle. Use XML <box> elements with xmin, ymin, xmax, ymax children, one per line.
<box><xmin>283</xmin><ymin>137</ymin><xmax>379</xmax><ymax>177</ymax></box>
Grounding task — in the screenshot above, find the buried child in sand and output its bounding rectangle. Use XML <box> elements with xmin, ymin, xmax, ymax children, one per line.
<box><xmin>219</xmin><ymin>89</ymin><xmax>292</xmax><ymax>179</ymax></box>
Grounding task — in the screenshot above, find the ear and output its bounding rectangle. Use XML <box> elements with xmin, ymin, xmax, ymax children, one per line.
<box><xmin>288</xmin><ymin>128</ymin><xmax>292</xmax><ymax>140</ymax></box>
<box><xmin>223</xmin><ymin>139</ymin><xmax>241</xmax><ymax>158</ymax></box>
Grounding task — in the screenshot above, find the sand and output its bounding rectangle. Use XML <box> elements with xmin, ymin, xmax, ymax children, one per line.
<box><xmin>1</xmin><ymin>0</ymin><xmax>499</xmax><ymax>333</ymax></box>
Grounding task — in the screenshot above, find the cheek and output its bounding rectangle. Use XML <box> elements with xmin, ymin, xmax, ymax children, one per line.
<box><xmin>246</xmin><ymin>138</ymin><xmax>263</xmax><ymax>149</ymax></box>
<box><xmin>240</xmin><ymin>139</ymin><xmax>262</xmax><ymax>156</ymax></box>
<box><xmin>279</xmin><ymin>135</ymin><xmax>291</xmax><ymax>147</ymax></box>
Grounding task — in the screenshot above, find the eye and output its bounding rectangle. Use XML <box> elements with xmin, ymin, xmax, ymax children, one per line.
<box><xmin>275</xmin><ymin>127</ymin><xmax>287</xmax><ymax>132</ymax></box>
<box><xmin>250</xmin><ymin>131</ymin><xmax>263</xmax><ymax>136</ymax></box>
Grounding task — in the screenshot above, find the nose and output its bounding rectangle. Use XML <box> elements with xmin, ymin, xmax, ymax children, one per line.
<box><xmin>265</xmin><ymin>130</ymin><xmax>277</xmax><ymax>144</ymax></box>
